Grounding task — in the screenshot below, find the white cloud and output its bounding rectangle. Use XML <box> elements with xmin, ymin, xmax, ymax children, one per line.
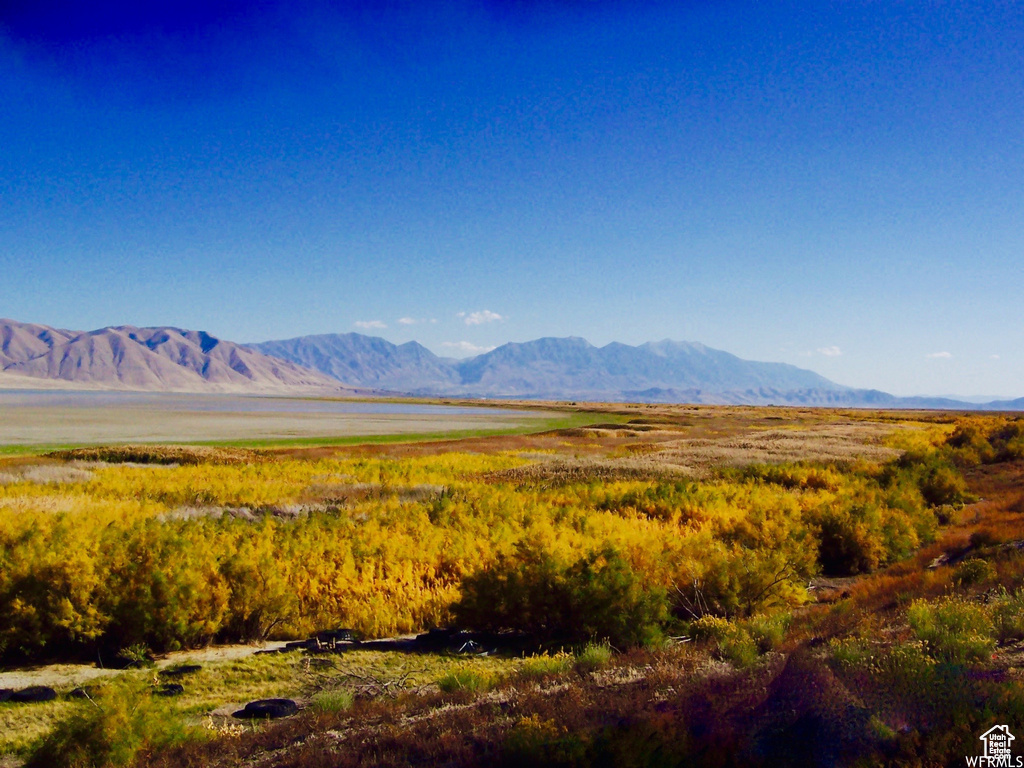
<box><xmin>797</xmin><ymin>346</ymin><xmax>841</xmax><ymax>357</ymax></box>
<box><xmin>926</xmin><ymin>351</ymin><xmax>952</xmax><ymax>359</ymax></box>
<box><xmin>441</xmin><ymin>341</ymin><xmax>495</xmax><ymax>355</ymax></box>
<box><xmin>354</xmin><ymin>320</ymin><xmax>387</xmax><ymax>330</ymax></box>
<box><xmin>460</xmin><ymin>310</ymin><xmax>503</xmax><ymax>326</ymax></box>
<box><xmin>397</xmin><ymin>317</ymin><xmax>417</xmax><ymax>325</ymax></box>
<box><xmin>991</xmin><ymin>354</ymin><xmax>1001</xmax><ymax>360</ymax></box>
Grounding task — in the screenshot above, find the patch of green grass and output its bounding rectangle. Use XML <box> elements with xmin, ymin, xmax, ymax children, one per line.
<box><xmin>990</xmin><ymin>590</ymin><xmax>1024</xmax><ymax>643</ymax></box>
<box><xmin>0</xmin><ymin>699</ymin><xmax>81</xmax><ymax>756</ymax></box>
<box><xmin>157</xmin><ymin>650</ymin><xmax>520</xmax><ymax>716</ymax></box>
<box><xmin>117</xmin><ymin>643</ymin><xmax>156</xmax><ymax>669</ymax></box>
<box><xmin>437</xmin><ymin>668</ymin><xmax>496</xmax><ymax>693</ymax></box>
<box><xmin>574</xmin><ymin>643</ymin><xmax>613</xmax><ymax>674</ymax></box>
<box><xmin>166</xmin><ymin>653</ymin><xmax>305</xmax><ymax>714</ymax></box>
<box><xmin>309</xmin><ymin>689</ymin><xmax>354</xmax><ymax>713</ymax></box>
<box><xmin>26</xmin><ymin>680</ymin><xmax>200</xmax><ymax>768</ymax></box>
<box><xmin>828</xmin><ymin>637</ymin><xmax>875</xmax><ymax>668</ymax></box>
<box><xmin>517</xmin><ymin>652</ymin><xmax>573</xmax><ymax>680</ymax></box>
<box><xmin>689</xmin><ymin>616</ymin><xmax>761</xmax><ymax>668</ymax></box>
<box><xmin>908</xmin><ymin>598</ymin><xmax>995</xmax><ymax>663</ymax></box>
<box><xmin>0</xmin><ymin>443</ymin><xmax>80</xmax><ymax>457</ymax></box>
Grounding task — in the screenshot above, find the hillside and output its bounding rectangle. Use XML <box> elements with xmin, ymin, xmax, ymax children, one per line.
<box><xmin>253</xmin><ymin>333</ymin><xmax>460</xmax><ymax>393</ymax></box>
<box><xmin>0</xmin><ymin>319</ymin><xmax>349</xmax><ymax>394</ymax></box>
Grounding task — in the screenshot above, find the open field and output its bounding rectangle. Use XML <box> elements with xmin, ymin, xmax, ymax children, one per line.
<box><xmin>3</xmin><ymin>404</ymin><xmax>1024</xmax><ymax>766</ymax></box>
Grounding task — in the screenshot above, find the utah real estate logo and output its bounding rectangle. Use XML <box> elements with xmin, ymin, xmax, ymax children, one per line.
<box><xmin>968</xmin><ymin>725</ymin><xmax>1022</xmax><ymax>767</ymax></box>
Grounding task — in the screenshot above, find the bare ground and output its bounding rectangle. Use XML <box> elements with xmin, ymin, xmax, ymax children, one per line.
<box><xmin>0</xmin><ymin>642</ymin><xmax>295</xmax><ymax>692</ymax></box>
<box><xmin>0</xmin><ymin>393</ymin><xmax>546</xmax><ymax>447</ymax></box>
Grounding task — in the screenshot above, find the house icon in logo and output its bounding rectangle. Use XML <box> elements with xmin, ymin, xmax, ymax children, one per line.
<box><xmin>981</xmin><ymin>725</ymin><xmax>1015</xmax><ymax>762</ymax></box>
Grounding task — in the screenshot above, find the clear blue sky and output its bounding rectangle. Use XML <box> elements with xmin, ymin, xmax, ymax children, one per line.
<box><xmin>1</xmin><ymin>0</ymin><xmax>1022</xmax><ymax>397</ymax></box>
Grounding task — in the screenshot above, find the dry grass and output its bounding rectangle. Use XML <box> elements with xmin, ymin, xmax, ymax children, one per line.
<box><xmin>651</xmin><ymin>421</ymin><xmax>901</xmax><ymax>474</ymax></box>
<box><xmin>0</xmin><ymin>464</ymin><xmax>94</xmax><ymax>485</ymax></box>
<box><xmin>0</xmin><ymin>698</ymin><xmax>82</xmax><ymax>755</ymax></box>
<box><xmin>479</xmin><ymin>458</ymin><xmax>689</xmax><ymax>484</ymax></box>
<box><xmin>476</xmin><ymin>419</ymin><xmax>901</xmax><ymax>483</ymax></box>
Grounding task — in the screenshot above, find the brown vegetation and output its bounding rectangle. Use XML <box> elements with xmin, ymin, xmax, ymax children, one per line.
<box><xmin>49</xmin><ymin>445</ymin><xmax>268</xmax><ymax>466</ymax></box>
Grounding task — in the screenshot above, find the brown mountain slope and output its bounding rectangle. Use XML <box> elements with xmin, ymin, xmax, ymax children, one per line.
<box><xmin>0</xmin><ymin>319</ymin><xmax>348</xmax><ymax>393</ymax></box>
<box><xmin>0</xmin><ymin>318</ymin><xmax>77</xmax><ymax>367</ymax></box>
<box><xmin>114</xmin><ymin>326</ymin><xmax>343</xmax><ymax>389</ymax></box>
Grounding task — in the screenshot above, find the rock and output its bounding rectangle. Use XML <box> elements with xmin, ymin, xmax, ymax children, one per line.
<box><xmin>68</xmin><ymin>687</ymin><xmax>98</xmax><ymax>699</ymax></box>
<box><xmin>233</xmin><ymin>698</ymin><xmax>298</xmax><ymax>719</ymax></box>
<box><xmin>10</xmin><ymin>686</ymin><xmax>58</xmax><ymax>703</ymax></box>
<box><xmin>415</xmin><ymin>628</ymin><xmax>469</xmax><ymax>650</ymax></box>
<box><xmin>154</xmin><ymin>683</ymin><xmax>185</xmax><ymax>697</ymax></box>
<box><xmin>314</xmin><ymin>628</ymin><xmax>359</xmax><ymax>648</ymax></box>
<box><xmin>159</xmin><ymin>664</ymin><xmax>202</xmax><ymax>678</ymax></box>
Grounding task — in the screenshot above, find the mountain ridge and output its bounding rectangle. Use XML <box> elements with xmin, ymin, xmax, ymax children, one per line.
<box><xmin>3</xmin><ymin>319</ymin><xmax>1018</xmax><ymax>408</ymax></box>
<box><xmin>0</xmin><ymin>319</ymin><xmax>351</xmax><ymax>394</ymax></box>
<box><xmin>250</xmin><ymin>331</ymin><xmax>1017</xmax><ymax>409</ymax></box>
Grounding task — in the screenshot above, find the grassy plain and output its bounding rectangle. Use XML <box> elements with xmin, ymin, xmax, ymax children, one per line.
<box><xmin>2</xmin><ymin>402</ymin><xmax>1024</xmax><ymax>766</ymax></box>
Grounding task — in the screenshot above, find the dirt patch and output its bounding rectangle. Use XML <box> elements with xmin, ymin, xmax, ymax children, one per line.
<box><xmin>0</xmin><ymin>393</ymin><xmax>547</xmax><ymax>448</ymax></box>
<box><xmin>0</xmin><ymin>642</ymin><xmax>294</xmax><ymax>693</ymax></box>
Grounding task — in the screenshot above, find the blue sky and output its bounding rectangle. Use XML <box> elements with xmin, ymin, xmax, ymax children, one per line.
<box><xmin>1</xmin><ymin>0</ymin><xmax>1022</xmax><ymax>397</ymax></box>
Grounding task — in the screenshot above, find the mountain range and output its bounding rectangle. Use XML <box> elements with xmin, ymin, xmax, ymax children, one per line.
<box><xmin>251</xmin><ymin>333</ymin><xmax>841</xmax><ymax>402</ymax></box>
<box><xmin>0</xmin><ymin>319</ymin><xmax>348</xmax><ymax>393</ymax></box>
<box><xmin>251</xmin><ymin>332</ymin><xmax>1022</xmax><ymax>410</ymax></box>
<box><xmin>2</xmin><ymin>319</ymin><xmax>1020</xmax><ymax>409</ymax></box>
